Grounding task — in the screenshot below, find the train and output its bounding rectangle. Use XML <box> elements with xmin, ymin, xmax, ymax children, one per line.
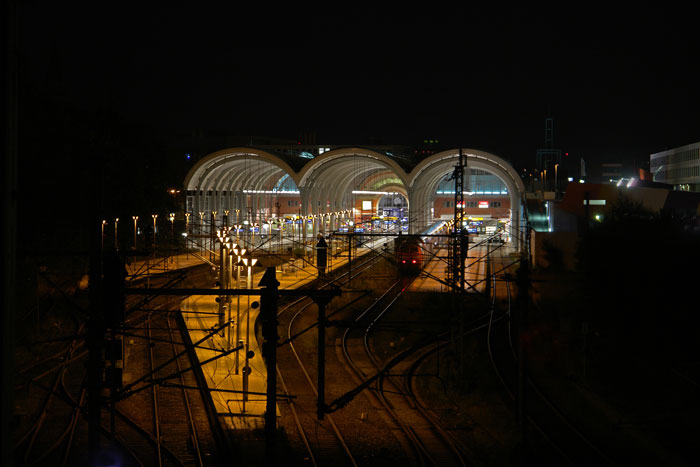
<box><xmin>394</xmin><ymin>234</ymin><xmax>433</xmax><ymax>275</ymax></box>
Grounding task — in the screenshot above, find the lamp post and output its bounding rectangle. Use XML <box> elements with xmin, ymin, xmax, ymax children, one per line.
<box><xmin>168</xmin><ymin>188</ymin><xmax>178</xmax><ymax>210</ymax></box>
<box><xmin>554</xmin><ymin>163</ymin><xmax>559</xmax><ymax>198</ymax></box>
<box><xmin>114</xmin><ymin>218</ymin><xmax>119</xmax><ymax>250</ymax></box>
<box><xmin>277</xmin><ymin>218</ymin><xmax>283</xmax><ymax>253</ymax></box>
<box><xmin>252</xmin><ymin>222</ymin><xmax>258</xmax><ymax>247</ymax></box>
<box><xmin>241</xmin><ymin>254</ymin><xmax>258</xmax><ymax>412</ymax></box>
<box><xmin>101</xmin><ymin>220</ymin><xmax>107</xmax><ymax>250</ymax></box>
<box><xmin>232</xmin><ymin>246</ymin><xmax>246</xmax><ymax>373</ymax></box>
<box><xmin>132</xmin><ymin>216</ymin><xmax>138</xmax><ymax>249</ymax></box>
<box><xmin>216</xmin><ymin>230</ymin><xmax>228</xmax><ymax>330</ymax></box>
<box><xmin>151</xmin><ymin>214</ymin><xmax>158</xmax><ymax>251</ymax></box>
<box><xmin>544</xmin><ymin>169</ymin><xmax>547</xmax><ymax>192</ymax></box>
<box><xmin>169</xmin><ymin>213</ymin><xmax>175</xmax><ymax>262</ymax></box>
<box><xmin>226</xmin><ymin>240</ymin><xmax>234</xmax><ymax>347</ymax></box>
<box><xmin>233</xmin><ymin>224</ymin><xmax>241</xmax><ymax>248</ymax></box>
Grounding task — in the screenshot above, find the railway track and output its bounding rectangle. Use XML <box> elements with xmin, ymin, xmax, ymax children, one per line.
<box><xmin>485</xmin><ymin>244</ymin><xmax>617</xmax><ymax>466</ymax></box>
<box><xmin>276</xmin><ymin>242</ymin><xmax>488</xmax><ymax>466</ymax></box>
<box><xmin>13</xmin><ymin>263</ymin><xmax>224</xmax><ymax>466</ymax></box>
<box><xmin>341</xmin><ymin>273</ymin><xmax>470</xmax><ymax>467</ymax></box>
<box><xmin>277</xmin><ymin>251</ymin><xmax>405</xmax><ymax>466</ymax></box>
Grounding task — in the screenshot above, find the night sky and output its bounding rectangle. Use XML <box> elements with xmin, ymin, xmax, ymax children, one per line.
<box><xmin>18</xmin><ymin>4</ymin><xmax>700</xmax><ymax>168</ymax></box>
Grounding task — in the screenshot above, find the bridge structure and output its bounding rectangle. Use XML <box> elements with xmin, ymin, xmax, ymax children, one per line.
<box><xmin>182</xmin><ymin>146</ymin><xmax>527</xmax><ymax>254</ymax></box>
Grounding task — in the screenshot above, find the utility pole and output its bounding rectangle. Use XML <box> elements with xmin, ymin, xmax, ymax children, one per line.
<box><xmin>451</xmin><ymin>149</ymin><xmax>468</xmax><ymax>375</ymax></box>
<box><xmin>103</xmin><ymin>249</ymin><xmax>125</xmax><ymax>435</ymax></box>
<box><xmin>259</xmin><ymin>267</ymin><xmax>280</xmax><ymax>465</ymax></box>
<box><xmin>452</xmin><ymin>148</ymin><xmax>466</xmax><ymax>292</ymax></box>
<box><xmin>516</xmin><ymin>256</ymin><xmax>530</xmax><ymax>464</ymax></box>
<box><xmin>315</xmin><ymin>294</ymin><xmax>333</xmax><ymax>420</ymax></box>
<box><xmin>124</xmin><ymin>269</ymin><xmax>342</xmax><ymax>465</ymax></box>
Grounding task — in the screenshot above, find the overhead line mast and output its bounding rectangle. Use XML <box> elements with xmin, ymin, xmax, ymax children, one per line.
<box><xmin>451</xmin><ymin>148</ymin><xmax>467</xmax><ymax>291</ymax></box>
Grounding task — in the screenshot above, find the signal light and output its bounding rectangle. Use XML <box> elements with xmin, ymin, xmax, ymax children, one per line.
<box><xmin>412</xmin><ymin>259</ymin><xmax>417</xmax><ymax>264</ymax></box>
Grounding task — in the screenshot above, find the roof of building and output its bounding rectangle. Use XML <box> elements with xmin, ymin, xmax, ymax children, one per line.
<box><xmin>558</xmin><ymin>182</ymin><xmax>700</xmax><ymax>218</ymax></box>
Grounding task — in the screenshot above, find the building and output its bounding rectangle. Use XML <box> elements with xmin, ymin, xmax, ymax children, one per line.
<box><xmin>527</xmin><ymin>181</ymin><xmax>700</xmax><ymax>270</ymax></box>
<box><xmin>650</xmin><ymin>142</ymin><xmax>700</xmax><ymax>192</ymax></box>
<box><xmin>183</xmin><ymin>146</ymin><xmax>528</xmax><ymax>249</ymax></box>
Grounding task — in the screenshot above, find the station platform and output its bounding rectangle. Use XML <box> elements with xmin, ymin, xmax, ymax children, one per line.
<box><xmin>124</xmin><ymin>251</ymin><xmax>213</xmax><ymax>279</ymax></box>
<box><xmin>177</xmin><ymin>241</ymin><xmax>385</xmax><ymax>431</ymax></box>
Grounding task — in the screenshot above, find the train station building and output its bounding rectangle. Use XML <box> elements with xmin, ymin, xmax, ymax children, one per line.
<box><xmin>183</xmin><ymin>146</ymin><xmax>527</xmax><ymax>249</ymax></box>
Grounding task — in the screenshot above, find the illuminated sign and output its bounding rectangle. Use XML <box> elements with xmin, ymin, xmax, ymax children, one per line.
<box><xmin>478</xmin><ymin>201</ymin><xmax>489</xmax><ymax>209</ymax></box>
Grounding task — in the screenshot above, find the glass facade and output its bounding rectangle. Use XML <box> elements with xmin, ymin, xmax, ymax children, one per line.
<box><xmin>651</xmin><ymin>143</ymin><xmax>700</xmax><ymax>191</ymax></box>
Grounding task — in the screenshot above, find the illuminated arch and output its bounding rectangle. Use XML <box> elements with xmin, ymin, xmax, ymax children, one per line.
<box><xmin>408</xmin><ymin>149</ymin><xmax>526</xmax><ymax>249</ymax></box>
<box><xmin>184</xmin><ymin>148</ymin><xmax>299</xmax><ymax>222</ymax></box>
<box><xmin>297</xmin><ymin>148</ymin><xmax>409</xmax><ymax>217</ymax></box>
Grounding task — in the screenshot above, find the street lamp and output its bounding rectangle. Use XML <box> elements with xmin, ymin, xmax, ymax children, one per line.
<box><xmin>251</xmin><ymin>222</ymin><xmax>259</xmax><ymax>247</ymax></box>
<box><xmin>168</xmin><ymin>188</ymin><xmax>178</xmax><ymax>210</ymax></box>
<box><xmin>169</xmin><ymin>213</ymin><xmax>175</xmax><ymax>260</ymax></box>
<box><xmin>216</xmin><ymin>230</ymin><xmax>229</xmax><ymax>330</ymax></box>
<box><xmin>231</xmin><ymin>245</ymin><xmax>246</xmax><ymax>373</ymax></box>
<box><xmin>152</xmin><ymin>214</ymin><xmax>158</xmax><ymax>250</ymax></box>
<box><xmin>101</xmin><ymin>220</ymin><xmax>107</xmax><ymax>250</ymax></box>
<box><xmin>114</xmin><ymin>218</ymin><xmax>119</xmax><ymax>250</ymax></box>
<box><xmin>241</xmin><ymin>254</ymin><xmax>258</xmax><ymax>410</ymax></box>
<box><xmin>543</xmin><ymin>169</ymin><xmax>547</xmax><ymax>192</ymax></box>
<box><xmin>185</xmin><ymin>212</ymin><xmax>191</xmax><ymax>235</ymax></box>
<box><xmin>132</xmin><ymin>216</ymin><xmax>138</xmax><ymax>249</ymax></box>
<box><xmin>554</xmin><ymin>163</ymin><xmax>559</xmax><ymax>197</ymax></box>
<box><xmin>233</xmin><ymin>224</ymin><xmax>241</xmax><ymax>247</ymax></box>
<box><xmin>169</xmin><ymin>212</ymin><xmax>175</xmax><ymax>237</ymax></box>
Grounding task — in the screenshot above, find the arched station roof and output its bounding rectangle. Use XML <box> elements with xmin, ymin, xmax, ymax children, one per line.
<box><xmin>184</xmin><ymin>146</ymin><xmax>525</xmax><ymax>246</ymax></box>
<box><xmin>296</xmin><ymin>148</ymin><xmax>409</xmax><ymax>214</ymax></box>
<box><xmin>408</xmin><ymin>148</ymin><xmax>525</xmax><ymax>198</ymax></box>
<box><xmin>184</xmin><ymin>147</ymin><xmax>300</xmax><ymax>192</ymax></box>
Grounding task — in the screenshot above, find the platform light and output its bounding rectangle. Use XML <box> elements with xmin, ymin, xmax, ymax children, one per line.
<box><xmin>352</xmin><ymin>190</ymin><xmax>400</xmax><ymax>195</ymax></box>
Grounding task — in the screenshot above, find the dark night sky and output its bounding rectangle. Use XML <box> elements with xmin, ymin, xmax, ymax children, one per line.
<box><xmin>18</xmin><ymin>4</ymin><xmax>700</xmax><ymax>168</ymax></box>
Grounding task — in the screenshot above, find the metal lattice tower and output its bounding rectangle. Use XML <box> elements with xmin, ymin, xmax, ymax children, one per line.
<box><xmin>450</xmin><ymin>149</ymin><xmax>467</xmax><ymax>292</ymax></box>
<box><xmin>536</xmin><ymin>117</ymin><xmax>562</xmax><ymax>172</ymax></box>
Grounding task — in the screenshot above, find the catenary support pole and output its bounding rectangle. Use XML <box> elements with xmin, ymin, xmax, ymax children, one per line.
<box><xmin>259</xmin><ymin>267</ymin><xmax>280</xmax><ymax>465</ymax></box>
